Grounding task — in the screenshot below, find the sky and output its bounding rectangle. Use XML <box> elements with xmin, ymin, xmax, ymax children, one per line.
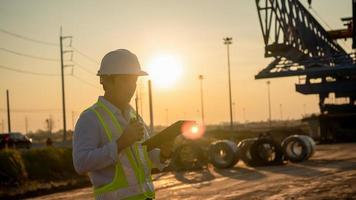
<box><xmin>0</xmin><ymin>0</ymin><xmax>352</xmax><ymax>133</ymax></box>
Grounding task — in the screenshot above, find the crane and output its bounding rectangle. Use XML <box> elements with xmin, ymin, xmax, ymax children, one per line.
<box><xmin>255</xmin><ymin>0</ymin><xmax>356</xmax><ymax>142</ymax></box>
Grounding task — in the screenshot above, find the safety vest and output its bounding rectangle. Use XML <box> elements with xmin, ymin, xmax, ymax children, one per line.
<box><xmin>89</xmin><ymin>100</ymin><xmax>155</xmax><ymax>200</ymax></box>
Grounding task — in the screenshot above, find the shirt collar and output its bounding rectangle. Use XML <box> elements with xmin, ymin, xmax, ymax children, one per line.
<box><xmin>98</xmin><ymin>96</ymin><xmax>134</xmax><ymax>119</ymax></box>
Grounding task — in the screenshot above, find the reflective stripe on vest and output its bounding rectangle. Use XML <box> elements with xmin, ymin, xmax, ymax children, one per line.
<box><xmin>89</xmin><ymin>101</ymin><xmax>155</xmax><ymax>200</ymax></box>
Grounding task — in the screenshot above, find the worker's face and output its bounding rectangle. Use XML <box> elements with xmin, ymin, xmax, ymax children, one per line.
<box><xmin>110</xmin><ymin>75</ymin><xmax>138</xmax><ymax>104</ymax></box>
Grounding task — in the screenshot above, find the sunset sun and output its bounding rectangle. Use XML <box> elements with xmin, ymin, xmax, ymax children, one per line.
<box><xmin>146</xmin><ymin>55</ymin><xmax>183</xmax><ymax>88</ymax></box>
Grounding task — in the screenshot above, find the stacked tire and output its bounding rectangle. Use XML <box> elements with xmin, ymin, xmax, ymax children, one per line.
<box><xmin>208</xmin><ymin>140</ymin><xmax>239</xmax><ymax>169</ymax></box>
<box><xmin>237</xmin><ymin>137</ymin><xmax>284</xmax><ymax>167</ymax></box>
<box><xmin>194</xmin><ymin>134</ymin><xmax>316</xmax><ymax>170</ymax></box>
<box><xmin>281</xmin><ymin>135</ymin><xmax>315</xmax><ymax>163</ymax></box>
<box><xmin>237</xmin><ymin>138</ymin><xmax>258</xmax><ymax>166</ymax></box>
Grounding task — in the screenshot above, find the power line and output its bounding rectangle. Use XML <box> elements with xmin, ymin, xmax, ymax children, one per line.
<box><xmin>0</xmin><ymin>108</ymin><xmax>81</xmax><ymax>114</ymax></box>
<box><xmin>0</xmin><ymin>47</ymin><xmax>59</xmax><ymax>61</ymax></box>
<box><xmin>0</xmin><ymin>27</ymin><xmax>58</xmax><ymax>46</ymax></box>
<box><xmin>0</xmin><ymin>64</ymin><xmax>61</xmax><ymax>76</ymax></box>
<box><xmin>0</xmin><ymin>108</ymin><xmax>61</xmax><ymax>113</ymax></box>
<box><xmin>72</xmin><ymin>46</ymin><xmax>100</xmax><ymax>64</ymax></box>
<box><xmin>0</xmin><ymin>27</ymin><xmax>100</xmax><ymax>64</ymax></box>
<box><xmin>72</xmin><ymin>60</ymin><xmax>97</xmax><ymax>75</ymax></box>
<box><xmin>71</xmin><ymin>74</ymin><xmax>101</xmax><ymax>90</ymax></box>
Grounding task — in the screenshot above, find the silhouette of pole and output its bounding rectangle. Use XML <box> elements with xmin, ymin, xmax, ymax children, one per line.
<box><xmin>198</xmin><ymin>75</ymin><xmax>205</xmax><ymax>124</ymax></box>
<box><xmin>6</xmin><ymin>90</ymin><xmax>11</xmax><ymax>133</ymax></box>
<box><xmin>25</xmin><ymin>116</ymin><xmax>28</xmax><ymax>134</ymax></box>
<box><xmin>353</xmin><ymin>0</ymin><xmax>356</xmax><ymax>49</ymax></box>
<box><xmin>223</xmin><ymin>37</ymin><xmax>233</xmax><ymax>130</ymax></box>
<box><xmin>71</xmin><ymin>111</ymin><xmax>75</xmax><ymax>130</ymax></box>
<box><xmin>243</xmin><ymin>107</ymin><xmax>246</xmax><ymax>123</ymax></box>
<box><xmin>135</xmin><ymin>93</ymin><xmax>139</xmax><ymax>118</ymax></box>
<box><xmin>60</xmin><ymin>27</ymin><xmax>67</xmax><ymax>141</ymax></box>
<box><xmin>59</xmin><ymin>27</ymin><xmax>73</xmax><ymax>141</ymax></box>
<box><xmin>165</xmin><ymin>108</ymin><xmax>169</xmax><ymax>126</ymax></box>
<box><xmin>148</xmin><ymin>80</ymin><xmax>154</xmax><ymax>133</ymax></box>
<box><xmin>1</xmin><ymin>119</ymin><xmax>4</xmax><ymax>133</ymax></box>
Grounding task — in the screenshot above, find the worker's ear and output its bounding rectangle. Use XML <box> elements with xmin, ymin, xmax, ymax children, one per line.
<box><xmin>100</xmin><ymin>76</ymin><xmax>114</xmax><ymax>91</ymax></box>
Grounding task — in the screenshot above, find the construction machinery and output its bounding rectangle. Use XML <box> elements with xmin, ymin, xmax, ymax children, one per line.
<box><xmin>255</xmin><ymin>0</ymin><xmax>356</xmax><ymax>142</ymax></box>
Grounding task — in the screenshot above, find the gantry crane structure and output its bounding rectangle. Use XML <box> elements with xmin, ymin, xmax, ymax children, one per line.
<box><xmin>255</xmin><ymin>0</ymin><xmax>356</xmax><ymax>142</ymax></box>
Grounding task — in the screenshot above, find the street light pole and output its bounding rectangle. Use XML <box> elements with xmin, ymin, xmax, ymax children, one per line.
<box><xmin>198</xmin><ymin>75</ymin><xmax>205</xmax><ymax>124</ymax></box>
<box><xmin>6</xmin><ymin>90</ymin><xmax>11</xmax><ymax>133</ymax></box>
<box><xmin>223</xmin><ymin>37</ymin><xmax>234</xmax><ymax>130</ymax></box>
<box><xmin>267</xmin><ymin>81</ymin><xmax>272</xmax><ymax>127</ymax></box>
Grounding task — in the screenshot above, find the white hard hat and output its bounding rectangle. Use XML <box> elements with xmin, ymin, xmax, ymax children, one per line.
<box><xmin>97</xmin><ymin>49</ymin><xmax>148</xmax><ymax>76</ymax></box>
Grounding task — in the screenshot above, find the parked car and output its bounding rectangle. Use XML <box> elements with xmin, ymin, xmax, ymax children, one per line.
<box><xmin>0</xmin><ymin>132</ymin><xmax>32</xmax><ymax>149</ymax></box>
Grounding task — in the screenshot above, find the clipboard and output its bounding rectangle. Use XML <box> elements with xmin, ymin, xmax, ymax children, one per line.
<box><xmin>143</xmin><ymin>120</ymin><xmax>195</xmax><ymax>149</ymax></box>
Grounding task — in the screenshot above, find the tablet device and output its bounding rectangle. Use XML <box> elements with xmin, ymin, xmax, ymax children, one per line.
<box><xmin>143</xmin><ymin>120</ymin><xmax>195</xmax><ymax>149</ymax></box>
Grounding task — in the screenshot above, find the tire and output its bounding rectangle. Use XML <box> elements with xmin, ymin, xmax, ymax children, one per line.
<box><xmin>282</xmin><ymin>135</ymin><xmax>311</xmax><ymax>163</ymax></box>
<box><xmin>237</xmin><ymin>138</ymin><xmax>260</xmax><ymax>166</ymax></box>
<box><xmin>170</xmin><ymin>144</ymin><xmax>205</xmax><ymax>171</ymax></box>
<box><xmin>250</xmin><ymin>138</ymin><xmax>284</xmax><ymax>166</ymax></box>
<box><xmin>209</xmin><ymin>140</ymin><xmax>239</xmax><ymax>169</ymax></box>
<box><xmin>299</xmin><ymin>135</ymin><xmax>316</xmax><ymax>159</ymax></box>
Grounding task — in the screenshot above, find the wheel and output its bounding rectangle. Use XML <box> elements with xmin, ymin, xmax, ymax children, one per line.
<box><xmin>282</xmin><ymin>135</ymin><xmax>311</xmax><ymax>162</ymax></box>
<box><xmin>209</xmin><ymin>140</ymin><xmax>239</xmax><ymax>169</ymax></box>
<box><xmin>237</xmin><ymin>138</ymin><xmax>260</xmax><ymax>166</ymax></box>
<box><xmin>250</xmin><ymin>138</ymin><xmax>284</xmax><ymax>166</ymax></box>
<box><xmin>170</xmin><ymin>144</ymin><xmax>205</xmax><ymax>171</ymax></box>
<box><xmin>299</xmin><ymin>135</ymin><xmax>316</xmax><ymax>159</ymax></box>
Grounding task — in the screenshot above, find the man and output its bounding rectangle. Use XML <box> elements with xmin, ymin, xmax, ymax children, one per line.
<box><xmin>73</xmin><ymin>49</ymin><xmax>170</xmax><ymax>200</ymax></box>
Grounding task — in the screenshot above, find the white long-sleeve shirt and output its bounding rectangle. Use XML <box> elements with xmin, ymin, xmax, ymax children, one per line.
<box><xmin>72</xmin><ymin>96</ymin><xmax>163</xmax><ymax>188</ymax></box>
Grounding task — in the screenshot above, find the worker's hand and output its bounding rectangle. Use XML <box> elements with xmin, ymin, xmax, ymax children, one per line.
<box><xmin>117</xmin><ymin>119</ymin><xmax>144</xmax><ymax>153</ymax></box>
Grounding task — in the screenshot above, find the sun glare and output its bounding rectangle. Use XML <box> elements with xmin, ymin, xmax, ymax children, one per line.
<box><xmin>146</xmin><ymin>55</ymin><xmax>183</xmax><ymax>88</ymax></box>
<box><xmin>181</xmin><ymin>121</ymin><xmax>206</xmax><ymax>140</ymax></box>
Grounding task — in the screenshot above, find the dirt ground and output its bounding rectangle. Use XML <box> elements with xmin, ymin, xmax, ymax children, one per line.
<box><xmin>29</xmin><ymin>143</ymin><xmax>356</xmax><ymax>200</ymax></box>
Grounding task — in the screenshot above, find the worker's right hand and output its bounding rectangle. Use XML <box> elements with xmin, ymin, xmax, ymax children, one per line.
<box><xmin>117</xmin><ymin>119</ymin><xmax>144</xmax><ymax>152</ymax></box>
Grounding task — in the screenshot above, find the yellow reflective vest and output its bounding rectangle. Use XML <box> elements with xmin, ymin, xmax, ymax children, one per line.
<box><xmin>89</xmin><ymin>100</ymin><xmax>155</xmax><ymax>200</ymax></box>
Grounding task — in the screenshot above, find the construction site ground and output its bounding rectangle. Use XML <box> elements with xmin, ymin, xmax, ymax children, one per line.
<box><xmin>29</xmin><ymin>143</ymin><xmax>356</xmax><ymax>200</ymax></box>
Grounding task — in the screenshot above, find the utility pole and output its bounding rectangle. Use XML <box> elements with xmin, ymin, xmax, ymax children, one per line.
<box><xmin>46</xmin><ymin>116</ymin><xmax>54</xmax><ymax>137</ymax></box>
<box><xmin>135</xmin><ymin>93</ymin><xmax>139</xmax><ymax>117</ymax></box>
<box><xmin>71</xmin><ymin>111</ymin><xmax>75</xmax><ymax>130</ymax></box>
<box><xmin>243</xmin><ymin>107</ymin><xmax>246</xmax><ymax>123</ymax></box>
<box><xmin>139</xmin><ymin>81</ymin><xmax>144</xmax><ymax>117</ymax></box>
<box><xmin>6</xmin><ymin>90</ymin><xmax>11</xmax><ymax>133</ymax></box>
<box><xmin>223</xmin><ymin>37</ymin><xmax>234</xmax><ymax>130</ymax></box>
<box><xmin>267</xmin><ymin>81</ymin><xmax>272</xmax><ymax>127</ymax></box>
<box><xmin>353</xmin><ymin>0</ymin><xmax>356</xmax><ymax>49</ymax></box>
<box><xmin>25</xmin><ymin>116</ymin><xmax>28</xmax><ymax>134</ymax></box>
<box><xmin>59</xmin><ymin>27</ymin><xmax>72</xmax><ymax>141</ymax></box>
<box><xmin>0</xmin><ymin>119</ymin><xmax>4</xmax><ymax>132</ymax></box>
<box><xmin>198</xmin><ymin>75</ymin><xmax>205</xmax><ymax>124</ymax></box>
<box><xmin>148</xmin><ymin>80</ymin><xmax>154</xmax><ymax>133</ymax></box>
<box><xmin>165</xmin><ymin>108</ymin><xmax>168</xmax><ymax>126</ymax></box>
<box><xmin>0</xmin><ymin>119</ymin><xmax>2</xmax><ymax>132</ymax></box>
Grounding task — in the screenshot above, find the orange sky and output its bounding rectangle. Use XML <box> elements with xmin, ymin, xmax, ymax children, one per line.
<box><xmin>0</xmin><ymin>0</ymin><xmax>352</xmax><ymax>133</ymax></box>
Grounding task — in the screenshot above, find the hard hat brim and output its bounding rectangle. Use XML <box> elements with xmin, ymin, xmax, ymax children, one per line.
<box><xmin>137</xmin><ymin>70</ymin><xmax>149</xmax><ymax>76</ymax></box>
